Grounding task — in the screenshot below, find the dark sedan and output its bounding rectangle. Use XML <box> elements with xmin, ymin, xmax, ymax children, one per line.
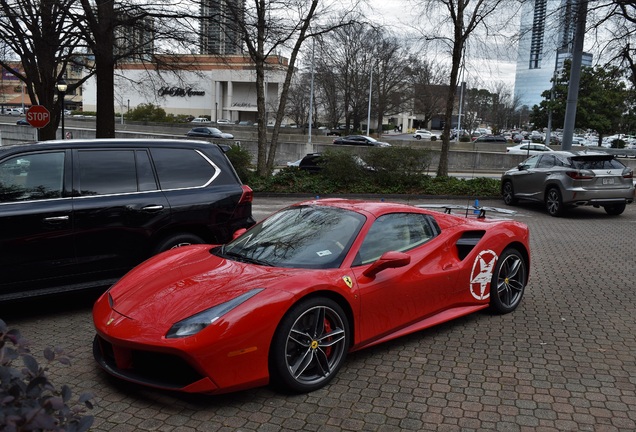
<box><xmin>186</xmin><ymin>127</ymin><xmax>234</xmax><ymax>139</ymax></box>
<box><xmin>332</xmin><ymin>135</ymin><xmax>391</xmax><ymax>147</ymax></box>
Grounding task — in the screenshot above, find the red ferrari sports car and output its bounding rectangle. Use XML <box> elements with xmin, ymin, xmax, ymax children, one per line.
<box><xmin>93</xmin><ymin>199</ymin><xmax>530</xmax><ymax>395</ymax></box>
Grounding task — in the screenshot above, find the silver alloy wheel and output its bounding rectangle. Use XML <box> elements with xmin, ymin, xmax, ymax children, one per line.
<box><xmin>284</xmin><ymin>305</ymin><xmax>347</xmax><ymax>387</ymax></box>
<box><xmin>545</xmin><ymin>188</ymin><xmax>562</xmax><ymax>216</ymax></box>
<box><xmin>495</xmin><ymin>252</ymin><xmax>526</xmax><ymax>309</ymax></box>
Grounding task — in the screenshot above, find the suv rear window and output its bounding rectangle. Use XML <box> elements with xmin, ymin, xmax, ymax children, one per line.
<box><xmin>571</xmin><ymin>157</ymin><xmax>624</xmax><ymax>170</ymax></box>
<box><xmin>150</xmin><ymin>148</ymin><xmax>219</xmax><ymax>189</ymax></box>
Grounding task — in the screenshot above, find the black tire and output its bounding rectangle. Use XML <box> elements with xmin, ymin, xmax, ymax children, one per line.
<box><xmin>604</xmin><ymin>203</ymin><xmax>626</xmax><ymax>216</ymax></box>
<box><xmin>415</xmin><ymin>135</ymin><xmax>421</xmax><ymax>140</ymax></box>
<box><xmin>431</xmin><ymin>136</ymin><xmax>437</xmax><ymax>141</ymax></box>
<box><xmin>545</xmin><ymin>187</ymin><xmax>564</xmax><ymax>217</ymax></box>
<box><xmin>152</xmin><ymin>233</ymin><xmax>205</xmax><ymax>254</ymax></box>
<box><xmin>502</xmin><ymin>181</ymin><xmax>517</xmax><ymax>205</ymax></box>
<box><xmin>490</xmin><ymin>248</ymin><xmax>527</xmax><ymax>314</ymax></box>
<box><xmin>270</xmin><ymin>297</ymin><xmax>349</xmax><ymax>393</ymax></box>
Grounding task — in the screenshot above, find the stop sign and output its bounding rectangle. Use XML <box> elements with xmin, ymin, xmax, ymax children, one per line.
<box><xmin>26</xmin><ymin>105</ymin><xmax>51</xmax><ymax>128</ymax></box>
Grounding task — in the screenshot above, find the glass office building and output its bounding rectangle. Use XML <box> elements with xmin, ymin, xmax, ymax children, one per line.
<box><xmin>514</xmin><ymin>0</ymin><xmax>592</xmax><ymax>109</ymax></box>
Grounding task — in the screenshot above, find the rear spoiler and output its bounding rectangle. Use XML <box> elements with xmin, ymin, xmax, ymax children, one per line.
<box><xmin>416</xmin><ymin>203</ymin><xmax>517</xmax><ymax>219</ymax></box>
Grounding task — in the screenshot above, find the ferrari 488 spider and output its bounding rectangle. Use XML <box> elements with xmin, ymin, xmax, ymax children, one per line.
<box><xmin>93</xmin><ymin>199</ymin><xmax>530</xmax><ymax>395</ymax></box>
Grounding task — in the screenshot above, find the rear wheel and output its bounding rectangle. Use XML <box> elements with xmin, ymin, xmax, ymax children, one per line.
<box><xmin>270</xmin><ymin>297</ymin><xmax>349</xmax><ymax>393</ymax></box>
<box><xmin>490</xmin><ymin>248</ymin><xmax>527</xmax><ymax>314</ymax></box>
<box><xmin>502</xmin><ymin>181</ymin><xmax>517</xmax><ymax>205</ymax></box>
<box><xmin>152</xmin><ymin>233</ymin><xmax>205</xmax><ymax>254</ymax></box>
<box><xmin>415</xmin><ymin>135</ymin><xmax>422</xmax><ymax>140</ymax></box>
<box><xmin>545</xmin><ymin>187</ymin><xmax>564</xmax><ymax>217</ymax></box>
<box><xmin>604</xmin><ymin>203</ymin><xmax>626</xmax><ymax>216</ymax></box>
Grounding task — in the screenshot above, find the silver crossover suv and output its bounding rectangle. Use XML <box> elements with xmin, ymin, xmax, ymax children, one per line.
<box><xmin>501</xmin><ymin>151</ymin><xmax>634</xmax><ymax>216</ymax></box>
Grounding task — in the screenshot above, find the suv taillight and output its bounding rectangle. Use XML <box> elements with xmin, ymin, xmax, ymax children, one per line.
<box><xmin>566</xmin><ymin>170</ymin><xmax>594</xmax><ymax>180</ymax></box>
<box><xmin>623</xmin><ymin>169</ymin><xmax>633</xmax><ymax>179</ymax></box>
<box><xmin>239</xmin><ymin>185</ymin><xmax>253</xmax><ymax>204</ymax></box>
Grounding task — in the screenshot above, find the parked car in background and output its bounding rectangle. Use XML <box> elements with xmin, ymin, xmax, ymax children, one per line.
<box><xmin>93</xmin><ymin>198</ymin><xmax>530</xmax><ymax>395</ymax></box>
<box><xmin>16</xmin><ymin>119</ymin><xmax>30</xmax><ymax>126</ymax></box>
<box><xmin>5</xmin><ymin>108</ymin><xmax>23</xmax><ymax>116</ymax></box>
<box><xmin>473</xmin><ymin>135</ymin><xmax>507</xmax><ymax>143</ymax></box>
<box><xmin>216</xmin><ymin>119</ymin><xmax>232</xmax><ymax>124</ymax></box>
<box><xmin>333</xmin><ymin>135</ymin><xmax>391</xmax><ymax>147</ymax></box>
<box><xmin>413</xmin><ymin>129</ymin><xmax>439</xmax><ymax>141</ymax></box>
<box><xmin>0</xmin><ymin>139</ymin><xmax>254</xmax><ymax>301</ymax></box>
<box><xmin>190</xmin><ymin>117</ymin><xmax>212</xmax><ymax>124</ymax></box>
<box><xmin>506</xmin><ymin>143</ymin><xmax>554</xmax><ymax>155</ymax></box>
<box><xmin>501</xmin><ymin>151</ymin><xmax>634</xmax><ymax>217</ymax></box>
<box><xmin>186</xmin><ymin>127</ymin><xmax>234</xmax><ymax>139</ymax></box>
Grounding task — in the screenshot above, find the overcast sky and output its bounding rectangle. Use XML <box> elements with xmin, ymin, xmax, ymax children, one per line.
<box><xmin>366</xmin><ymin>0</ymin><xmax>519</xmax><ymax>88</ymax></box>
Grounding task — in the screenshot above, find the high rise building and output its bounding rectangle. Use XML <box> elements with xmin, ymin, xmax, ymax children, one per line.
<box><xmin>513</xmin><ymin>0</ymin><xmax>592</xmax><ymax>109</ymax></box>
<box><xmin>200</xmin><ymin>0</ymin><xmax>244</xmax><ymax>55</ymax></box>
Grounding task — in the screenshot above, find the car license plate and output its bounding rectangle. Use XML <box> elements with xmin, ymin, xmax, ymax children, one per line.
<box><xmin>602</xmin><ymin>178</ymin><xmax>615</xmax><ymax>185</ymax></box>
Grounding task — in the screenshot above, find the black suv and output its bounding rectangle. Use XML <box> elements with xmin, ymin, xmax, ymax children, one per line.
<box><xmin>0</xmin><ymin>139</ymin><xmax>255</xmax><ymax>301</ymax></box>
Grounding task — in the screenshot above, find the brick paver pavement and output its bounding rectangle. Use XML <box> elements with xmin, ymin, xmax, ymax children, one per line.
<box><xmin>3</xmin><ymin>196</ymin><xmax>635</xmax><ymax>431</ymax></box>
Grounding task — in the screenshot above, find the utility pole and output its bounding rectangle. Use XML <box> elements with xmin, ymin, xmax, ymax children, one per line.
<box><xmin>561</xmin><ymin>0</ymin><xmax>588</xmax><ymax>151</ymax></box>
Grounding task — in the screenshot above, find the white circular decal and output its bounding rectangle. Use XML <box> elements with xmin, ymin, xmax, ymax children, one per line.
<box><xmin>469</xmin><ymin>249</ymin><xmax>498</xmax><ymax>300</ymax></box>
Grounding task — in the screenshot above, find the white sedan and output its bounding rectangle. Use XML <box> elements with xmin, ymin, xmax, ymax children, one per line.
<box><xmin>413</xmin><ymin>129</ymin><xmax>439</xmax><ymax>141</ymax></box>
<box><xmin>506</xmin><ymin>143</ymin><xmax>554</xmax><ymax>155</ymax></box>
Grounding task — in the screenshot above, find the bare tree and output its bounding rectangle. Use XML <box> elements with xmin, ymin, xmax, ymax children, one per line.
<box><xmin>373</xmin><ymin>30</ymin><xmax>411</xmax><ymax>136</ymax></box>
<box><xmin>0</xmin><ymin>0</ymin><xmax>82</xmax><ymax>140</ymax></box>
<box><xmin>405</xmin><ymin>56</ymin><xmax>449</xmax><ymax>129</ymax></box>
<box><xmin>414</xmin><ymin>0</ymin><xmax>518</xmax><ymax>176</ymax></box>
<box><xmin>71</xmin><ymin>0</ymin><xmax>202</xmax><ymax>138</ymax></box>
<box><xmin>220</xmin><ymin>0</ymin><xmax>361</xmax><ymax>176</ymax></box>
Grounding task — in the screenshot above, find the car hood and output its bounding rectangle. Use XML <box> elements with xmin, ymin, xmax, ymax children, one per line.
<box><xmin>107</xmin><ymin>245</ymin><xmax>294</xmax><ymax>324</ymax></box>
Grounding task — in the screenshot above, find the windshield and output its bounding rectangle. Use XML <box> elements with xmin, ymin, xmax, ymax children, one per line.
<box><xmin>219</xmin><ymin>205</ymin><xmax>366</xmax><ymax>269</ymax></box>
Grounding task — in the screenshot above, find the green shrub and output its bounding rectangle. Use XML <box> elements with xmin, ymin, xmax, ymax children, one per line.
<box><xmin>224</xmin><ymin>144</ymin><xmax>254</xmax><ymax>181</ymax></box>
<box><xmin>0</xmin><ymin>319</ymin><xmax>94</xmax><ymax>431</ymax></box>
<box><xmin>126</xmin><ymin>103</ymin><xmax>167</xmax><ymax>122</ymax></box>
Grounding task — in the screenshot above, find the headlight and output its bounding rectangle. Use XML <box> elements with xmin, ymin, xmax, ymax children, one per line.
<box><xmin>166</xmin><ymin>289</ymin><xmax>263</xmax><ymax>338</ymax></box>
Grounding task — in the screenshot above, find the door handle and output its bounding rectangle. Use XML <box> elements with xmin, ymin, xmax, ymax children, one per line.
<box><xmin>43</xmin><ymin>216</ymin><xmax>69</xmax><ymax>222</ymax></box>
<box><xmin>442</xmin><ymin>263</ymin><xmax>454</xmax><ymax>270</ymax></box>
<box><xmin>141</xmin><ymin>205</ymin><xmax>164</xmax><ymax>211</ymax></box>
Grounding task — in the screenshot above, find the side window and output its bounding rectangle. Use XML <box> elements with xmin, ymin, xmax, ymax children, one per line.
<box><xmin>0</xmin><ymin>152</ymin><xmax>64</xmax><ymax>202</ymax></box>
<box><xmin>521</xmin><ymin>154</ymin><xmax>540</xmax><ymax>169</ymax></box>
<box><xmin>150</xmin><ymin>148</ymin><xmax>219</xmax><ymax>189</ymax></box>
<box><xmin>356</xmin><ymin>213</ymin><xmax>438</xmax><ymax>265</ymax></box>
<box><xmin>537</xmin><ymin>155</ymin><xmax>555</xmax><ymax>168</ymax></box>
<box><xmin>77</xmin><ymin>150</ymin><xmax>137</xmax><ymax>195</ymax></box>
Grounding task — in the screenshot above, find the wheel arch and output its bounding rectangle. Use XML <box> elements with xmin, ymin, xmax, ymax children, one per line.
<box><xmin>269</xmin><ymin>290</ymin><xmax>356</xmax><ymax>352</ymax></box>
<box><xmin>501</xmin><ymin>241</ymin><xmax>530</xmax><ymax>273</ymax></box>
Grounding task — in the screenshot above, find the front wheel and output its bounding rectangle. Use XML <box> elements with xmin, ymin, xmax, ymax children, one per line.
<box><xmin>490</xmin><ymin>248</ymin><xmax>527</xmax><ymax>314</ymax></box>
<box><xmin>270</xmin><ymin>297</ymin><xmax>349</xmax><ymax>393</ymax></box>
<box><xmin>415</xmin><ymin>135</ymin><xmax>421</xmax><ymax>140</ymax></box>
<box><xmin>545</xmin><ymin>187</ymin><xmax>564</xmax><ymax>217</ymax></box>
<box><xmin>604</xmin><ymin>203</ymin><xmax>626</xmax><ymax>216</ymax></box>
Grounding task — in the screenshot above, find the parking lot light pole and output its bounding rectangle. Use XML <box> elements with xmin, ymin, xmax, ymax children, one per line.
<box><xmin>56</xmin><ymin>79</ymin><xmax>67</xmax><ymax>139</ymax></box>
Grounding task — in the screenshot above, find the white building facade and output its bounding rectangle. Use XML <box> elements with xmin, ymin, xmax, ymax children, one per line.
<box><xmin>82</xmin><ymin>55</ymin><xmax>288</xmax><ymax>123</ymax></box>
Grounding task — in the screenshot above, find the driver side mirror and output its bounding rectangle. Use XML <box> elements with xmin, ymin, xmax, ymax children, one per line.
<box><xmin>362</xmin><ymin>251</ymin><xmax>411</xmax><ymax>278</ymax></box>
<box><xmin>517</xmin><ymin>163</ymin><xmax>527</xmax><ymax>171</ymax></box>
<box><xmin>232</xmin><ymin>228</ymin><xmax>247</xmax><ymax>240</ymax></box>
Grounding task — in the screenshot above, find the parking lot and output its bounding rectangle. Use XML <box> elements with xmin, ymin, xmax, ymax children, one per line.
<box><xmin>3</xmin><ymin>195</ymin><xmax>636</xmax><ymax>431</ymax></box>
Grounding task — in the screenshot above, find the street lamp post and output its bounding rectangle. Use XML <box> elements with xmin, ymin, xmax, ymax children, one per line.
<box><xmin>56</xmin><ymin>79</ymin><xmax>67</xmax><ymax>139</ymax></box>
